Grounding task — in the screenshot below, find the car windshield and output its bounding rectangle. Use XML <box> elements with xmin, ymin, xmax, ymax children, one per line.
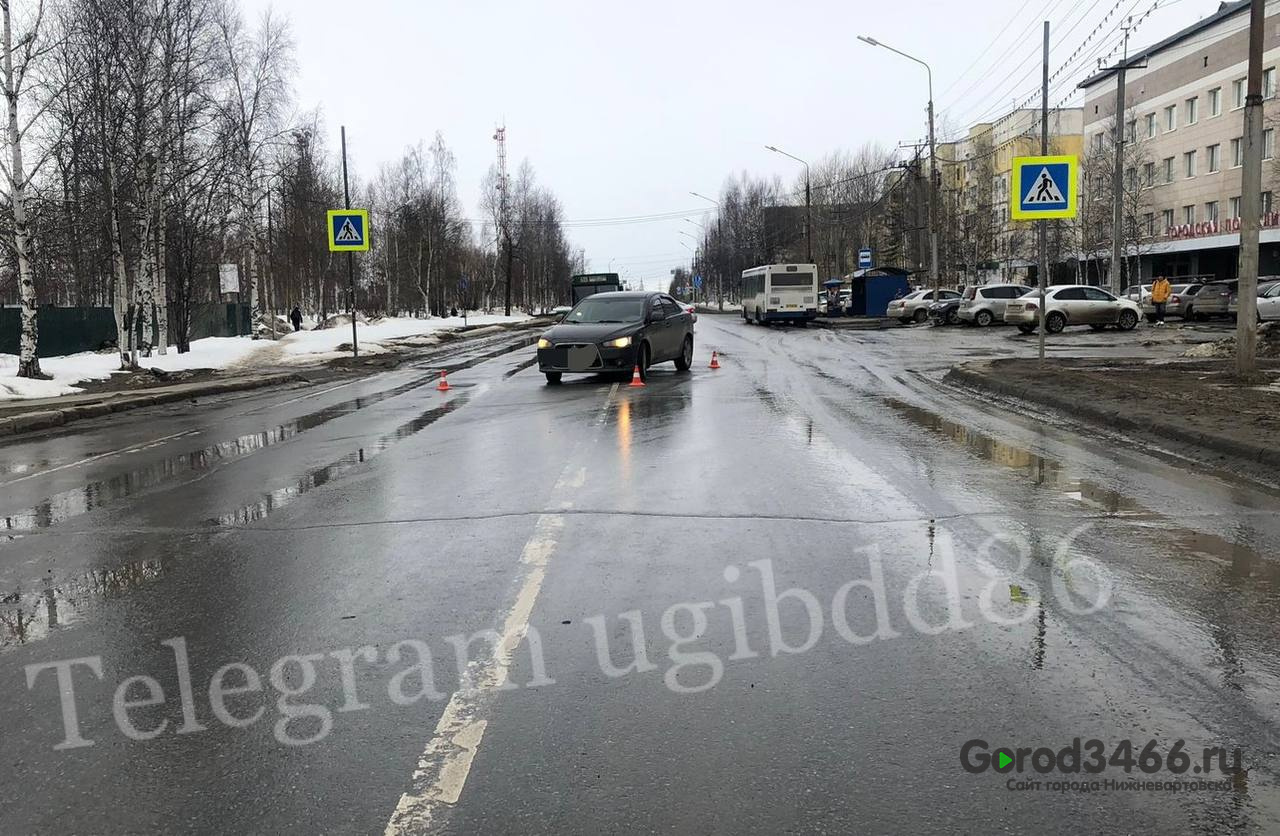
<box><xmin>565</xmin><ymin>297</ymin><xmax>645</xmax><ymax>323</ymax></box>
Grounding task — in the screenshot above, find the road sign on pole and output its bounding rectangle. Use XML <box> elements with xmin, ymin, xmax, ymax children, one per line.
<box><xmin>327</xmin><ymin>209</ymin><xmax>371</xmax><ymax>252</ymax></box>
<box><xmin>858</xmin><ymin>248</ymin><xmax>873</xmax><ymax>270</ymax></box>
<box><xmin>1011</xmin><ymin>155</ymin><xmax>1078</xmax><ymax>221</ymax></box>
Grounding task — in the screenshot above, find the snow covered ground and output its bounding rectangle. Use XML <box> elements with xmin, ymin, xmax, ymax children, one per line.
<box><xmin>0</xmin><ymin>313</ymin><xmax>530</xmax><ymax>401</ymax></box>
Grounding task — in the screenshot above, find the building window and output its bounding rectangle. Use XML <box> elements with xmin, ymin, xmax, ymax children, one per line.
<box><xmin>1232</xmin><ymin>137</ymin><xmax>1244</xmax><ymax>167</ymax></box>
<box><xmin>1234</xmin><ymin>78</ymin><xmax>1247</xmax><ymax>108</ymax></box>
<box><xmin>1230</xmin><ymin>196</ymin><xmax>1241</xmax><ymax>219</ymax></box>
<box><xmin>1163</xmin><ymin>156</ymin><xmax>1175</xmax><ymax>183</ymax></box>
<box><xmin>1093</xmin><ymin>132</ymin><xmax>1105</xmax><ymax>152</ymax></box>
<box><xmin>1209</xmin><ymin>87</ymin><xmax>1222</xmax><ymax>116</ymax></box>
<box><xmin>1184</xmin><ymin>150</ymin><xmax>1197</xmax><ymax>178</ymax></box>
<box><xmin>1185</xmin><ymin>97</ymin><xmax>1198</xmax><ymax>125</ymax></box>
<box><xmin>1146</xmin><ymin>113</ymin><xmax>1157</xmax><ymax>138</ymax></box>
<box><xmin>1145</xmin><ymin>212</ymin><xmax>1155</xmax><ymax>237</ymax></box>
<box><xmin>1264</xmin><ymin>191</ymin><xmax>1274</xmax><ymax>214</ymax></box>
<box><xmin>1164</xmin><ymin>104</ymin><xmax>1177</xmax><ymax>131</ymax></box>
<box><xmin>1266</xmin><ymin>67</ymin><xmax>1277</xmax><ymax>99</ymax></box>
<box><xmin>1266</xmin><ymin>128</ymin><xmax>1275</xmax><ymax>160</ymax></box>
<box><xmin>1205</xmin><ymin>201</ymin><xmax>1219</xmax><ymax>222</ymax></box>
<box><xmin>1208</xmin><ymin>144</ymin><xmax>1221</xmax><ymax>172</ymax></box>
<box><xmin>1183</xmin><ymin>205</ymin><xmax>1196</xmax><ymax>225</ymax></box>
<box><xmin>1125</xmin><ymin>120</ymin><xmax>1136</xmax><ymax>142</ymax></box>
<box><xmin>1143</xmin><ymin>161</ymin><xmax>1155</xmax><ymax>186</ymax></box>
<box><xmin>1163</xmin><ymin>209</ymin><xmax>1175</xmax><ymax>230</ymax></box>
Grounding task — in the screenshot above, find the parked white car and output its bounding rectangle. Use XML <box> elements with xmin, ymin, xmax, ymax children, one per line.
<box><xmin>887</xmin><ymin>289</ymin><xmax>961</xmax><ymax>324</ymax></box>
<box><xmin>957</xmin><ymin>284</ymin><xmax>1034</xmax><ymax>326</ymax></box>
<box><xmin>1003</xmin><ymin>285</ymin><xmax>1141</xmax><ymax>334</ymax></box>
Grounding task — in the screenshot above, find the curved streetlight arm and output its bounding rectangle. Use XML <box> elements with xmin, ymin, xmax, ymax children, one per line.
<box><xmin>690</xmin><ymin>191</ymin><xmax>720</xmax><ymax>207</ymax></box>
<box><xmin>857</xmin><ymin>35</ymin><xmax>932</xmax><ymax>96</ymax></box>
<box><xmin>764</xmin><ymin>145</ymin><xmax>810</xmax><ymax>175</ymax></box>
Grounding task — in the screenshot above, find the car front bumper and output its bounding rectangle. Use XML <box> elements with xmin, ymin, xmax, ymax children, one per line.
<box><xmin>537</xmin><ymin>343</ymin><xmax>638</xmax><ymax>373</ymax></box>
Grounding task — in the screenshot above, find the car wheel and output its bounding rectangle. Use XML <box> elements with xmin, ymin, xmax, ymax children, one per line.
<box><xmin>1118</xmin><ymin>309</ymin><xmax>1139</xmax><ymax>331</ymax></box>
<box><xmin>975</xmin><ymin>310</ymin><xmax>994</xmax><ymax>327</ymax></box>
<box><xmin>675</xmin><ymin>335</ymin><xmax>693</xmax><ymax>372</ymax></box>
<box><xmin>913</xmin><ymin>308</ymin><xmax>928</xmax><ymax>324</ymax></box>
<box><xmin>946</xmin><ymin>309</ymin><xmax>960</xmax><ymax>325</ymax></box>
<box><xmin>637</xmin><ymin>343</ymin><xmax>651</xmax><ymax>381</ymax></box>
<box><xmin>1017</xmin><ymin>324</ymin><xmax>1036</xmax><ymax>335</ymax></box>
<box><xmin>1045</xmin><ymin>312</ymin><xmax>1066</xmax><ymax>334</ymax></box>
<box><xmin>544</xmin><ymin>372</ymin><xmax>562</xmax><ymax>385</ymax></box>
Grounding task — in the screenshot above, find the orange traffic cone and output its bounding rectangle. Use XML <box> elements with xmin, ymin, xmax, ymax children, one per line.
<box><xmin>437</xmin><ymin>370</ymin><xmax>451</xmax><ymax>392</ymax></box>
<box><xmin>709</xmin><ymin>351</ymin><xmax>721</xmax><ymax>370</ymax></box>
<box><xmin>628</xmin><ymin>365</ymin><xmax>646</xmax><ymax>388</ymax></box>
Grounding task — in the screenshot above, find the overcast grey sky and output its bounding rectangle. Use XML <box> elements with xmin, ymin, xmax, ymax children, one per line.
<box><xmin>243</xmin><ymin>0</ymin><xmax>1213</xmax><ymax>289</ymax></box>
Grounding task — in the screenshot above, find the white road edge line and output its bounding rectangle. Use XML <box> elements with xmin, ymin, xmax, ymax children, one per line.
<box><xmin>384</xmin><ymin>382</ymin><xmax>618</xmax><ymax>835</ymax></box>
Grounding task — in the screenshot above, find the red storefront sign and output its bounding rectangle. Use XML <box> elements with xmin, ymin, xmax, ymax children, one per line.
<box><xmin>1166</xmin><ymin>213</ymin><xmax>1280</xmax><ymax>240</ymax></box>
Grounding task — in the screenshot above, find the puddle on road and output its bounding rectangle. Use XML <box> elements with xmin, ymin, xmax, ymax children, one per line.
<box><xmin>883</xmin><ymin>398</ymin><xmax>1280</xmax><ymax>586</ymax></box>
<box><xmin>211</xmin><ymin>397</ymin><xmax>463</xmax><ymax>526</ymax></box>
<box><xmin>0</xmin><ymin>559</ymin><xmax>168</xmax><ymax>652</ymax></box>
<box><xmin>0</xmin><ymin>397</ymin><xmax>467</xmax><ymax>652</ymax></box>
<box><xmin>0</xmin><ymin>373</ymin><xmax>443</xmax><ymax>533</ymax></box>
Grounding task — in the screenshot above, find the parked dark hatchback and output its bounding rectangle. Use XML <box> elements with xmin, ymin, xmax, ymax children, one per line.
<box><xmin>536</xmin><ymin>291</ymin><xmax>695</xmax><ymax>384</ymax></box>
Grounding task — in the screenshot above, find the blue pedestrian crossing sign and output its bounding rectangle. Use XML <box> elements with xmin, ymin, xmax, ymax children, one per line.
<box><xmin>1010</xmin><ymin>155</ymin><xmax>1078</xmax><ymax>221</ymax></box>
<box><xmin>858</xmin><ymin>248</ymin><xmax>873</xmax><ymax>269</ymax></box>
<box><xmin>327</xmin><ymin>209</ymin><xmax>371</xmax><ymax>252</ymax></box>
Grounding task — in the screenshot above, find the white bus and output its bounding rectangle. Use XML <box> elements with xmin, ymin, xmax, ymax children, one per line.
<box><xmin>741</xmin><ymin>264</ymin><xmax>819</xmax><ymax>325</ymax></box>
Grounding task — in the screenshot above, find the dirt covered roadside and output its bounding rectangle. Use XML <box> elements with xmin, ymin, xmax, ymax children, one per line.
<box><xmin>945</xmin><ymin>355</ymin><xmax>1280</xmax><ymax>477</ymax></box>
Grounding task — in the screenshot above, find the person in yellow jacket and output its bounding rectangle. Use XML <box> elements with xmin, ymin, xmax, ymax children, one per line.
<box><xmin>1151</xmin><ymin>276</ymin><xmax>1173</xmax><ymax>326</ymax></box>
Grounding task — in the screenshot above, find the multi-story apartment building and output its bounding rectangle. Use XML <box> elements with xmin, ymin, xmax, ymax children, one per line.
<box><xmin>938</xmin><ymin>107</ymin><xmax>1083</xmax><ymax>283</ymax></box>
<box><xmin>1081</xmin><ymin>0</ymin><xmax>1280</xmax><ymax>281</ymax></box>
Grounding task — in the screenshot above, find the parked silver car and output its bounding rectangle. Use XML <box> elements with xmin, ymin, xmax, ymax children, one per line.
<box><xmin>1003</xmin><ymin>285</ymin><xmax>1141</xmax><ymax>334</ymax></box>
<box><xmin>957</xmin><ymin>284</ymin><xmax>1034</xmax><ymax>326</ymax></box>
<box><xmin>1141</xmin><ymin>283</ymin><xmax>1205</xmax><ymax>321</ymax></box>
<box><xmin>1197</xmin><ymin>280</ymin><xmax>1237</xmax><ymax>318</ymax></box>
<box><xmin>1228</xmin><ymin>280</ymin><xmax>1280</xmax><ymax>320</ymax></box>
<box><xmin>887</xmin><ymin>289</ymin><xmax>962</xmax><ymax>324</ymax></box>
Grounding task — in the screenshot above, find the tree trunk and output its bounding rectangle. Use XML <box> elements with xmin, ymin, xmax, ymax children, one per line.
<box><xmin>107</xmin><ymin>160</ymin><xmax>137</xmax><ymax>370</ymax></box>
<box><xmin>4</xmin><ymin>0</ymin><xmax>42</xmax><ymax>379</ymax></box>
<box><xmin>156</xmin><ymin>212</ymin><xmax>168</xmax><ymax>354</ymax></box>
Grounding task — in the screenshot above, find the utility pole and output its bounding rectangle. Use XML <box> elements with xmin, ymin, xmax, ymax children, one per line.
<box><xmin>1110</xmin><ymin>19</ymin><xmax>1132</xmax><ymax>296</ymax></box>
<box><xmin>494</xmin><ymin>126</ymin><xmax>512</xmax><ymax>317</ymax></box>
<box><xmin>927</xmin><ymin>89</ymin><xmax>939</xmax><ymax>300</ymax></box>
<box><xmin>340</xmin><ymin>125</ymin><xmax>358</xmax><ymax>358</ymax></box>
<box><xmin>1238</xmin><ymin>0</ymin><xmax>1265</xmax><ymax>380</ymax></box>
<box><xmin>1039</xmin><ymin>21</ymin><xmax>1050</xmax><ymax>364</ymax></box>
<box><xmin>804</xmin><ymin>169</ymin><xmax>813</xmax><ymax>263</ymax></box>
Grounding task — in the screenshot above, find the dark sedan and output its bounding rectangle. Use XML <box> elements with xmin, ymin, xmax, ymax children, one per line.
<box><xmin>928</xmin><ymin>298</ymin><xmax>962</xmax><ymax>325</ymax></box>
<box><xmin>536</xmin><ymin>291</ymin><xmax>695</xmax><ymax>384</ymax></box>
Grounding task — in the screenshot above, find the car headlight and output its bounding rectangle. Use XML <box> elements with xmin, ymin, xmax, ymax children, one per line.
<box><xmin>537</xmin><ymin>337</ymin><xmax>552</xmax><ymax>349</ymax></box>
<box><xmin>605</xmin><ymin>336</ymin><xmax>633</xmax><ymax>349</ymax></box>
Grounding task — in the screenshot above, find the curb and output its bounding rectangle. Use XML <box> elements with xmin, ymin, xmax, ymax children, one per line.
<box><xmin>0</xmin><ymin>373</ymin><xmax>304</xmax><ymax>439</ymax></box>
<box><xmin>944</xmin><ymin>362</ymin><xmax>1280</xmax><ymax>470</ymax></box>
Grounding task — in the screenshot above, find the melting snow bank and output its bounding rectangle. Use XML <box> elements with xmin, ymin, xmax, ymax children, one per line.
<box><xmin>0</xmin><ymin>313</ymin><xmax>531</xmax><ymax>401</ymax></box>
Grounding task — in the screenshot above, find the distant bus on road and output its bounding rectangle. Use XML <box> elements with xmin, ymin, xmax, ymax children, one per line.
<box><xmin>571</xmin><ymin>273</ymin><xmax>623</xmax><ymax>304</ymax></box>
<box><xmin>741</xmin><ymin>264</ymin><xmax>819</xmax><ymax>325</ymax></box>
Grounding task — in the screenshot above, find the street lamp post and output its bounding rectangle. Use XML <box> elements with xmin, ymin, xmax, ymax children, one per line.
<box><xmin>765</xmin><ymin>146</ymin><xmax>812</xmax><ymax>264</ymax></box>
<box><xmin>858</xmin><ymin>35</ymin><xmax>938</xmax><ymax>298</ymax></box>
<box><xmin>690</xmin><ymin>192</ymin><xmax>724</xmax><ymax>309</ymax></box>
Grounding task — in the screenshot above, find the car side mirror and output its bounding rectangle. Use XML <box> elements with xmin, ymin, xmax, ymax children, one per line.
<box><xmin>648</xmin><ymin>311</ymin><xmax>664</xmax><ymax>324</ymax></box>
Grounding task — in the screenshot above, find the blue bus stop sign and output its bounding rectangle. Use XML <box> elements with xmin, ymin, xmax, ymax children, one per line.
<box><xmin>858</xmin><ymin>248</ymin><xmax>873</xmax><ymax>269</ymax></box>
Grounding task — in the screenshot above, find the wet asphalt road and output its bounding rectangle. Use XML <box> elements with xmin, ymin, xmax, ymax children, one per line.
<box><xmin>1</xmin><ymin>316</ymin><xmax>1278</xmax><ymax>834</ymax></box>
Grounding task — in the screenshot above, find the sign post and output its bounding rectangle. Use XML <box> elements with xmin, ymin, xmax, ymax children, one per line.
<box><xmin>329</xmin><ymin>126</ymin><xmax>371</xmax><ymax>358</ymax></box>
<box><xmin>1011</xmin><ymin>152</ymin><xmax>1078</xmax><ymax>362</ymax></box>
